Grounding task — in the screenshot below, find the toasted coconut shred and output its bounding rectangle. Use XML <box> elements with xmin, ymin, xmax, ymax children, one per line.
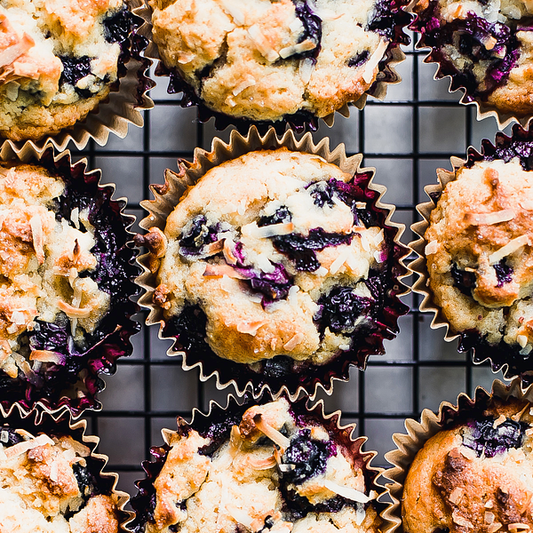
<box><xmin>0</xmin><ymin>163</ymin><xmax>110</xmax><ymax>380</ymax></box>
<box><xmin>143</xmin><ymin>398</ymin><xmax>382</xmax><ymax>533</ymax></box>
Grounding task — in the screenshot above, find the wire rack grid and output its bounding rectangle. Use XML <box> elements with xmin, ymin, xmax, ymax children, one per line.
<box><xmin>72</xmin><ymin>35</ymin><xmax>512</xmax><ymax>498</ymax></box>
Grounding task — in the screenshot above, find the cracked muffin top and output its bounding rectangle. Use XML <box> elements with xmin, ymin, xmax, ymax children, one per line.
<box><xmin>411</xmin><ymin>0</ymin><xmax>533</xmax><ymax>118</ymax></box>
<box><xmin>402</xmin><ymin>397</ymin><xmax>533</xmax><ymax>533</ymax></box>
<box><xmin>0</xmin><ymin>0</ymin><xmax>136</xmax><ymax>141</ymax></box>
<box><xmin>148</xmin><ymin>0</ymin><xmax>409</xmax><ymax>124</ymax></box>
<box><xmin>424</xmin><ymin>140</ymin><xmax>533</xmax><ymax>375</ymax></box>
<box><xmin>141</xmin><ymin>148</ymin><xmax>406</xmax><ymax>392</ymax></box>
<box><xmin>0</xmin><ymin>158</ymin><xmax>139</xmax><ymax>413</ymax></box>
<box><xmin>0</xmin><ymin>423</ymin><xmax>123</xmax><ymax>533</ymax></box>
<box><xmin>130</xmin><ymin>397</ymin><xmax>383</xmax><ymax>533</ymax></box>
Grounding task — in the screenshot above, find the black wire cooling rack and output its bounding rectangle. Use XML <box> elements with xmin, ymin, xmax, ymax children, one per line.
<box><xmin>73</xmin><ymin>38</ymin><xmax>510</xmax><ymax>497</ymax></box>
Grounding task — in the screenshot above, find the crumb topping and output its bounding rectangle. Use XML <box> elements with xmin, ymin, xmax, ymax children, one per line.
<box><xmin>149</xmin><ymin>0</ymin><xmax>404</xmax><ymax>121</ymax></box>
<box><xmin>0</xmin><ymin>163</ymin><xmax>109</xmax><ymax>382</ymax></box>
<box><xmin>152</xmin><ymin>149</ymin><xmax>387</xmax><ymax>366</ymax></box>
<box><xmin>425</xmin><ymin>158</ymin><xmax>533</xmax><ymax>353</ymax></box>
<box><xmin>147</xmin><ymin>398</ymin><xmax>381</xmax><ymax>533</ymax></box>
<box><xmin>0</xmin><ymin>427</ymin><xmax>119</xmax><ymax>533</ymax></box>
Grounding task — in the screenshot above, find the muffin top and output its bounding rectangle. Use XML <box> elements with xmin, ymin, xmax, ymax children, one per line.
<box><xmin>0</xmin><ymin>163</ymin><xmax>109</xmax><ymax>379</ymax></box>
<box><xmin>147</xmin><ymin>148</ymin><xmax>402</xmax><ymax>377</ymax></box>
<box><xmin>0</xmin><ymin>424</ymin><xmax>121</xmax><ymax>533</ymax></box>
<box><xmin>0</xmin><ymin>0</ymin><xmax>134</xmax><ymax>141</ymax></box>
<box><xmin>0</xmin><ymin>158</ymin><xmax>139</xmax><ymax>412</ymax></box>
<box><xmin>411</xmin><ymin>0</ymin><xmax>533</xmax><ymax>117</ymax></box>
<box><xmin>148</xmin><ymin>0</ymin><xmax>409</xmax><ymax>122</ymax></box>
<box><xmin>425</xmin><ymin>157</ymin><xmax>533</xmax><ymax>356</ymax></box>
<box><xmin>402</xmin><ymin>397</ymin><xmax>533</xmax><ymax>533</ymax></box>
<box><xmin>133</xmin><ymin>397</ymin><xmax>382</xmax><ymax>533</ymax></box>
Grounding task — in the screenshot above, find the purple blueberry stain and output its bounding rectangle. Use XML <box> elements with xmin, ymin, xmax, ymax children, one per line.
<box><xmin>235</xmin><ymin>262</ymin><xmax>293</xmax><ymax>306</ymax></box>
<box><xmin>317</xmin><ymin>286</ymin><xmax>373</xmax><ymax>334</ymax></box>
<box><xmin>348</xmin><ymin>51</ymin><xmax>370</xmax><ymax>68</ymax></box>
<box><xmin>494</xmin><ymin>259</ymin><xmax>513</xmax><ymax>287</ymax></box>
<box><xmin>281</xmin><ymin>429</ymin><xmax>335</xmax><ymax>485</ymax></box>
<box><xmin>451</xmin><ymin>263</ymin><xmax>476</xmax><ymax>296</ymax></box>
<box><xmin>291</xmin><ymin>0</ymin><xmax>322</xmax><ymax>61</ymax></box>
<box><xmin>412</xmin><ymin>2</ymin><xmax>521</xmax><ymax>101</ymax></box>
<box><xmin>103</xmin><ymin>6</ymin><xmax>134</xmax><ymax>44</ymax></box>
<box><xmin>179</xmin><ymin>215</ymin><xmax>220</xmax><ymax>256</ymax></box>
<box><xmin>462</xmin><ymin>417</ymin><xmax>526</xmax><ymax>457</ymax></box>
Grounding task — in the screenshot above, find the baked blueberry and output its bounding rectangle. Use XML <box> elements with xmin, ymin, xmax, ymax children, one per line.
<box><xmin>130</xmin><ymin>397</ymin><xmax>383</xmax><ymax>533</ymax></box>
<box><xmin>0</xmin><ymin>153</ymin><xmax>139</xmax><ymax>413</ymax></box>
<box><xmin>420</xmin><ymin>126</ymin><xmax>533</xmax><ymax>381</ymax></box>
<box><xmin>411</xmin><ymin>0</ymin><xmax>533</xmax><ymax>119</ymax></box>
<box><xmin>141</xmin><ymin>147</ymin><xmax>407</xmax><ymax>394</ymax></box>
<box><xmin>0</xmin><ymin>0</ymin><xmax>140</xmax><ymax>141</ymax></box>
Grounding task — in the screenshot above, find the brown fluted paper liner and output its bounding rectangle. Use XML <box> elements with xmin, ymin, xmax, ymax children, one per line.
<box><xmin>382</xmin><ymin>378</ymin><xmax>530</xmax><ymax>533</ymax></box>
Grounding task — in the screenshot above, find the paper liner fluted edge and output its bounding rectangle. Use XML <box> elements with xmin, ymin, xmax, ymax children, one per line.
<box><xmin>407</xmin><ymin>4</ymin><xmax>532</xmax><ymax>131</ymax></box>
<box><xmin>140</xmin><ymin>1</ymin><xmax>409</xmax><ymax>133</ymax></box>
<box><xmin>381</xmin><ymin>377</ymin><xmax>530</xmax><ymax>533</ymax></box>
<box><xmin>0</xmin><ymin>401</ymin><xmax>132</xmax><ymax>531</ymax></box>
<box><xmin>127</xmin><ymin>391</ymin><xmax>393</xmax><ymax>533</ymax></box>
<box><xmin>0</xmin><ymin>0</ymin><xmax>154</xmax><ymax>156</ymax></box>
<box><xmin>0</xmin><ymin>143</ymin><xmax>141</xmax><ymax>417</ymax></box>
<box><xmin>135</xmin><ymin>125</ymin><xmax>411</xmax><ymax>401</ymax></box>
<box><xmin>408</xmin><ymin>124</ymin><xmax>533</xmax><ymax>381</ymax></box>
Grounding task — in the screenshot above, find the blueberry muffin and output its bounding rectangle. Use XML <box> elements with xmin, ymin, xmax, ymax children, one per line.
<box><xmin>148</xmin><ymin>0</ymin><xmax>410</xmax><ymax>127</ymax></box>
<box><xmin>140</xmin><ymin>147</ymin><xmax>407</xmax><ymax>394</ymax></box>
<box><xmin>0</xmin><ymin>409</ymin><xmax>126</xmax><ymax>533</ymax></box>
<box><xmin>422</xmin><ymin>127</ymin><xmax>533</xmax><ymax>378</ymax></box>
<box><xmin>0</xmin><ymin>154</ymin><xmax>139</xmax><ymax>413</ymax></box>
<box><xmin>130</xmin><ymin>397</ymin><xmax>383</xmax><ymax>533</ymax></box>
<box><xmin>402</xmin><ymin>395</ymin><xmax>533</xmax><ymax>533</ymax></box>
<box><xmin>411</xmin><ymin>0</ymin><xmax>533</xmax><ymax>118</ymax></box>
<box><xmin>0</xmin><ymin>0</ymin><xmax>137</xmax><ymax>142</ymax></box>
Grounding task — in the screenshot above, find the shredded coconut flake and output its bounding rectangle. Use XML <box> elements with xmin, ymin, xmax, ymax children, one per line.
<box><xmin>299</xmin><ymin>58</ymin><xmax>315</xmax><ymax>84</ymax></box>
<box><xmin>57</xmin><ymin>300</ymin><xmax>92</xmax><ymax>318</ymax></box>
<box><xmin>322</xmin><ymin>480</ymin><xmax>374</xmax><ymax>503</ymax></box>
<box><xmin>236</xmin><ymin>320</ymin><xmax>268</xmax><ymax>335</ymax></box>
<box><xmin>362</xmin><ymin>40</ymin><xmax>388</xmax><ymax>84</ymax></box>
<box><xmin>488</xmin><ymin>523</ymin><xmax>503</xmax><ymax>533</ymax></box>
<box><xmin>517</xmin><ymin>334</ymin><xmax>528</xmax><ymax>348</ymax></box>
<box><xmin>283</xmin><ymin>332</ymin><xmax>304</xmax><ymax>351</ymax></box>
<box><xmin>29</xmin><ymin>350</ymin><xmax>62</xmax><ymax>364</ymax></box>
<box><xmin>30</xmin><ymin>215</ymin><xmax>45</xmax><ymax>264</ymax></box>
<box><xmin>4</xmin><ymin>434</ymin><xmax>54</xmax><ymax>459</ymax></box>
<box><xmin>488</xmin><ymin>235</ymin><xmax>530</xmax><ymax>265</ymax></box>
<box><xmin>425</xmin><ymin>240</ymin><xmax>439</xmax><ymax>255</ymax></box>
<box><xmin>203</xmin><ymin>264</ymin><xmax>246</xmax><ymax>279</ymax></box>
<box><xmin>254</xmin><ymin>417</ymin><xmax>290</xmax><ymax>450</ymax></box>
<box><xmin>466</xmin><ymin>209</ymin><xmax>515</xmax><ymax>226</ymax></box>
<box><xmin>223</xmin><ymin>3</ymin><xmax>245</xmax><ymax>25</ymax></box>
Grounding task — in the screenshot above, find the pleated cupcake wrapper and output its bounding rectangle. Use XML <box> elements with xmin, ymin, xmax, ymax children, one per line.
<box><xmin>136</xmin><ymin>125</ymin><xmax>410</xmax><ymax>400</ymax></box>
<box><xmin>410</xmin><ymin>11</ymin><xmax>531</xmax><ymax>131</ymax></box>
<box><xmin>0</xmin><ymin>0</ymin><xmax>154</xmax><ymax>156</ymax></box>
<box><xmin>128</xmin><ymin>391</ymin><xmax>393</xmax><ymax>533</ymax></box>
<box><xmin>382</xmin><ymin>377</ymin><xmax>531</xmax><ymax>533</ymax></box>
<box><xmin>0</xmin><ymin>145</ymin><xmax>140</xmax><ymax>416</ymax></box>
<box><xmin>0</xmin><ymin>401</ymin><xmax>132</xmax><ymax>531</ymax></box>
<box><xmin>141</xmin><ymin>1</ymin><xmax>408</xmax><ymax>133</ymax></box>
<box><xmin>410</xmin><ymin>124</ymin><xmax>533</xmax><ymax>381</ymax></box>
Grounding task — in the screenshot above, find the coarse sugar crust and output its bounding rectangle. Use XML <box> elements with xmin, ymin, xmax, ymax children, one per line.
<box><xmin>148</xmin><ymin>0</ymin><xmax>410</xmax><ymax>124</ymax></box>
<box><xmin>143</xmin><ymin>147</ymin><xmax>406</xmax><ymax>392</ymax></box>
<box><xmin>0</xmin><ymin>0</ymin><xmax>133</xmax><ymax>141</ymax></box>
<box><xmin>411</xmin><ymin>0</ymin><xmax>533</xmax><ymax>120</ymax></box>
<box><xmin>130</xmin><ymin>396</ymin><xmax>384</xmax><ymax>533</ymax></box>
<box><xmin>402</xmin><ymin>396</ymin><xmax>533</xmax><ymax>533</ymax></box>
